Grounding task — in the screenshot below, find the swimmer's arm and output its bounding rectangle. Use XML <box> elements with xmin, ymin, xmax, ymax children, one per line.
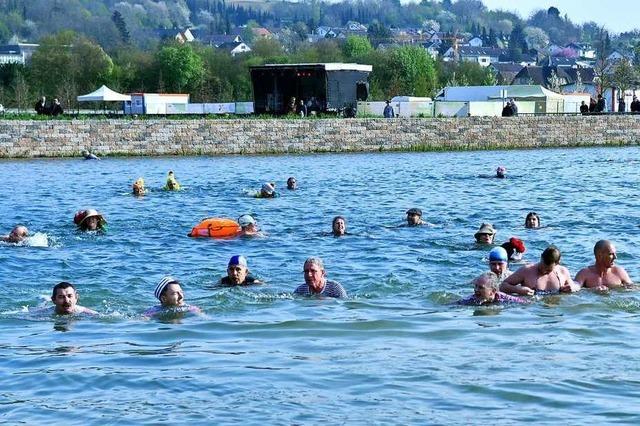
<box><xmin>618</xmin><ymin>267</ymin><xmax>633</xmax><ymax>285</ymax></box>
<box><xmin>560</xmin><ymin>267</ymin><xmax>580</xmax><ymax>293</ymax></box>
<box><xmin>500</xmin><ymin>271</ymin><xmax>534</xmax><ymax>296</ymax></box>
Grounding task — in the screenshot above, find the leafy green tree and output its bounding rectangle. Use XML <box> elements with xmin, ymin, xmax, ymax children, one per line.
<box><xmin>343</xmin><ymin>35</ymin><xmax>373</xmax><ymax>59</ymax></box>
<box><xmin>250</xmin><ymin>38</ymin><xmax>285</xmax><ymax>62</ymax></box>
<box><xmin>392</xmin><ymin>45</ymin><xmax>437</xmax><ymax>97</ymax></box>
<box><xmin>156</xmin><ymin>43</ymin><xmax>205</xmax><ymax>93</ymax></box>
<box><xmin>29</xmin><ymin>31</ymin><xmax>113</xmax><ymax>105</ymax></box>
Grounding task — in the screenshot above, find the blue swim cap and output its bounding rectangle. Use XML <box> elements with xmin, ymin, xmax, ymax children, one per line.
<box><xmin>489</xmin><ymin>247</ymin><xmax>508</xmax><ymax>263</ymax></box>
<box><xmin>228</xmin><ymin>255</ymin><xmax>248</xmax><ymax>268</ymax></box>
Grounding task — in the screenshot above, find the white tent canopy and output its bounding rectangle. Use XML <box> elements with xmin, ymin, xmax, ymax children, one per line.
<box><xmin>77</xmin><ymin>85</ymin><xmax>131</xmax><ymax>102</ymax></box>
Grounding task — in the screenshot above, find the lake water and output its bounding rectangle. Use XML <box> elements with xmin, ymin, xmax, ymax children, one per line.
<box><xmin>1</xmin><ymin>147</ymin><xmax>640</xmax><ymax>424</ymax></box>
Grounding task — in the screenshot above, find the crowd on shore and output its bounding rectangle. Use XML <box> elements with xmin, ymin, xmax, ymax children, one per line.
<box><xmin>2</xmin><ymin>165</ymin><xmax>634</xmax><ymax>318</ymax></box>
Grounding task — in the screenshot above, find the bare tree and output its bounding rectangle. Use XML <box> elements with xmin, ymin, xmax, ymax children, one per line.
<box><xmin>12</xmin><ymin>73</ymin><xmax>31</xmax><ymax>112</ymax></box>
<box><xmin>611</xmin><ymin>59</ymin><xmax>638</xmax><ymax>97</ymax></box>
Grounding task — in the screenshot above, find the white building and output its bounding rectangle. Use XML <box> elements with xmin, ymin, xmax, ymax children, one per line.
<box><xmin>0</xmin><ymin>45</ymin><xmax>25</xmax><ymax>65</ymax></box>
<box><xmin>124</xmin><ymin>93</ymin><xmax>190</xmax><ymax>115</ymax></box>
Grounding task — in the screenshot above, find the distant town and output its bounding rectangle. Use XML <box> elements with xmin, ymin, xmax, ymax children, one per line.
<box><xmin>0</xmin><ymin>1</ymin><xmax>638</xmax><ymax>113</ymax></box>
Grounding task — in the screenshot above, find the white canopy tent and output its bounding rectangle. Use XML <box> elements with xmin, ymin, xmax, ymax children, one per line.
<box><xmin>77</xmin><ymin>85</ymin><xmax>131</xmax><ymax>102</ymax></box>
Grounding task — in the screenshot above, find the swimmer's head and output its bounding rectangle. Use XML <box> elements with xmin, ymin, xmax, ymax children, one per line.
<box><xmin>488</xmin><ymin>247</ymin><xmax>508</xmax><ymax>275</ymax></box>
<box><xmin>525</xmin><ymin>212</ymin><xmax>540</xmax><ymax>228</ymax></box>
<box><xmin>7</xmin><ymin>225</ymin><xmax>29</xmax><ymax>243</ymax></box>
<box><xmin>474</xmin><ymin>223</ymin><xmax>496</xmax><ymax>244</ymax></box>
<box><xmin>287</xmin><ymin>177</ymin><xmax>297</xmax><ymax>190</ymax></box>
<box><xmin>132</xmin><ymin>178</ymin><xmax>145</xmax><ymax>196</ymax></box>
<box><xmin>472</xmin><ymin>272</ymin><xmax>499</xmax><ymax>301</ymax></box>
<box><xmin>489</xmin><ymin>247</ymin><xmax>508</xmax><ymax>263</ymax></box>
<box><xmin>74</xmin><ymin>209</ymin><xmax>106</xmax><ymax>231</ymax></box>
<box><xmin>406</xmin><ymin>208</ymin><xmax>422</xmax><ymax>226</ymax></box>
<box><xmin>496</xmin><ymin>166</ymin><xmax>506</xmax><ymax>178</ymax></box>
<box><xmin>51</xmin><ymin>281</ymin><xmax>79</xmax><ymax>315</ymax></box>
<box><xmin>155</xmin><ymin>276</ymin><xmax>184</xmax><ymax>307</ymax></box>
<box><xmin>238</xmin><ymin>214</ymin><xmax>257</xmax><ymax>231</ymax></box>
<box><xmin>539</xmin><ymin>246</ymin><xmax>561</xmax><ymax>274</ymax></box>
<box><xmin>227</xmin><ymin>255</ymin><xmax>249</xmax><ymax>284</ymax></box>
<box><xmin>332</xmin><ymin>216</ymin><xmax>346</xmax><ymax>236</ymax></box>
<box><xmin>261</xmin><ymin>182</ymin><xmax>275</xmax><ymax>196</ymax></box>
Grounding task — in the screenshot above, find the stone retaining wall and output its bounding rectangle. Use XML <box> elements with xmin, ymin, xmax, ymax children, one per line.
<box><xmin>0</xmin><ymin>115</ymin><xmax>638</xmax><ymax>158</ymax></box>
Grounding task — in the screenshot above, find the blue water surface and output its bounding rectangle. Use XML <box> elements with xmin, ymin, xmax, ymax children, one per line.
<box><xmin>1</xmin><ymin>147</ymin><xmax>640</xmax><ymax>424</ymax></box>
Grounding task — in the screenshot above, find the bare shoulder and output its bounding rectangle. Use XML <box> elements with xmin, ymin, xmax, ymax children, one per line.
<box><xmin>78</xmin><ymin>306</ymin><xmax>99</xmax><ymax>315</ymax></box>
<box><xmin>613</xmin><ymin>265</ymin><xmax>632</xmax><ymax>282</ymax></box>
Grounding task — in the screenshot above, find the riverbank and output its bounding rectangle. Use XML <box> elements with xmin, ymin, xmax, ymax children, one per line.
<box><xmin>0</xmin><ymin>115</ymin><xmax>639</xmax><ymax>158</ymax></box>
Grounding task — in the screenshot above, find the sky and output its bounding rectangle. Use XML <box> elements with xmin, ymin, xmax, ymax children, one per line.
<box><xmin>323</xmin><ymin>0</ymin><xmax>639</xmax><ymax>33</ymax></box>
<box><xmin>454</xmin><ymin>0</ymin><xmax>640</xmax><ymax>34</ymax></box>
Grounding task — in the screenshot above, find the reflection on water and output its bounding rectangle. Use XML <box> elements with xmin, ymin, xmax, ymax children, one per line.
<box><xmin>1</xmin><ymin>147</ymin><xmax>640</xmax><ymax>423</ymax></box>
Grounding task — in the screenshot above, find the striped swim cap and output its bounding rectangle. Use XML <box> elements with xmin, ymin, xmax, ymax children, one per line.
<box><xmin>228</xmin><ymin>255</ymin><xmax>248</xmax><ymax>268</ymax></box>
<box><xmin>155</xmin><ymin>276</ymin><xmax>179</xmax><ymax>300</ymax></box>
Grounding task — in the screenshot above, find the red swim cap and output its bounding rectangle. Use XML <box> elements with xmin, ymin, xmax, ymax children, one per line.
<box><xmin>510</xmin><ymin>237</ymin><xmax>526</xmax><ymax>253</ymax></box>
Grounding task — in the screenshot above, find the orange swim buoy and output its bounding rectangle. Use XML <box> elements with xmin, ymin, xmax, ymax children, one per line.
<box><xmin>188</xmin><ymin>218</ymin><xmax>241</xmax><ymax>238</ymax></box>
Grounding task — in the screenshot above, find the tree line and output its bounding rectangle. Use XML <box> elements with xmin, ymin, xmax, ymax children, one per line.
<box><xmin>0</xmin><ymin>32</ymin><xmax>496</xmax><ymax>110</ymax></box>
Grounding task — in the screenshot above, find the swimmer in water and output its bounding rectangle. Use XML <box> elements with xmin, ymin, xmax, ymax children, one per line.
<box><xmin>524</xmin><ymin>212</ymin><xmax>540</xmax><ymax>228</ymax></box>
<box><xmin>164</xmin><ymin>170</ymin><xmax>181</xmax><ymax>191</ymax></box>
<box><xmin>48</xmin><ymin>282</ymin><xmax>98</xmax><ymax>315</ymax></box>
<box><xmin>217</xmin><ymin>255</ymin><xmax>263</xmax><ymax>286</ymax></box>
<box><xmin>496</xmin><ymin>166</ymin><xmax>506</xmax><ymax>178</ymax></box>
<box><xmin>293</xmin><ymin>257</ymin><xmax>347</xmax><ymax>298</ymax></box>
<box><xmin>406</xmin><ymin>208</ymin><xmax>425</xmax><ymax>226</ymax></box>
<box><xmin>457</xmin><ymin>272</ymin><xmax>529</xmax><ymax>306</ymax></box>
<box><xmin>1</xmin><ymin>225</ymin><xmax>29</xmax><ymax>243</ymax></box>
<box><xmin>474</xmin><ymin>223</ymin><xmax>496</xmax><ymax>244</ymax></box>
<box><xmin>331</xmin><ymin>216</ymin><xmax>347</xmax><ymax>237</ymax></box>
<box><xmin>287</xmin><ymin>177</ymin><xmax>297</xmax><ymax>190</ymax></box>
<box><xmin>501</xmin><ymin>237</ymin><xmax>526</xmax><ymax>261</ymax></box>
<box><xmin>73</xmin><ymin>209</ymin><xmax>107</xmax><ymax>232</ymax></box>
<box><xmin>82</xmin><ymin>150</ymin><xmax>100</xmax><ymax>160</ymax></box>
<box><xmin>237</xmin><ymin>214</ymin><xmax>260</xmax><ymax>236</ymax></box>
<box><xmin>144</xmin><ymin>276</ymin><xmax>201</xmax><ymax>317</ymax></box>
<box><xmin>500</xmin><ymin>246</ymin><xmax>580</xmax><ymax>296</ymax></box>
<box><xmin>132</xmin><ymin>178</ymin><xmax>146</xmax><ymax>196</ymax></box>
<box><xmin>485</xmin><ymin>247</ymin><xmax>512</xmax><ymax>280</ymax></box>
<box><xmin>257</xmin><ymin>182</ymin><xmax>277</xmax><ymax>198</ymax></box>
<box><xmin>574</xmin><ymin>240</ymin><xmax>633</xmax><ymax>291</ymax></box>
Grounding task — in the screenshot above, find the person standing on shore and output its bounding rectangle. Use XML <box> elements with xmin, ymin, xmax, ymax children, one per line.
<box><xmin>580</xmin><ymin>101</ymin><xmax>589</xmax><ymax>114</ymax></box>
<box><xmin>50</xmin><ymin>98</ymin><xmax>63</xmax><ymax>116</ymax></box>
<box><xmin>630</xmin><ymin>96</ymin><xmax>640</xmax><ymax>112</ymax></box>
<box><xmin>35</xmin><ymin>96</ymin><xmax>47</xmax><ymax>115</ymax></box>
<box><xmin>595</xmin><ymin>94</ymin><xmax>606</xmax><ymax>113</ymax></box>
<box><xmin>383</xmin><ymin>100</ymin><xmax>395</xmax><ymax>118</ymax></box>
<box><xmin>510</xmin><ymin>98</ymin><xmax>518</xmax><ymax>116</ymax></box>
<box><xmin>575</xmin><ymin>240</ymin><xmax>633</xmax><ymax>291</ymax></box>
